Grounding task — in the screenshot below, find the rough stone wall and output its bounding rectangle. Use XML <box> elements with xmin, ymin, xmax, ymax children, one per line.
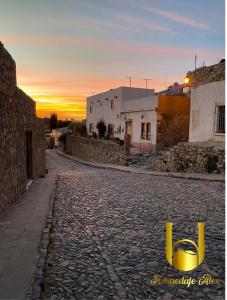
<box><xmin>32</xmin><ymin>118</ymin><xmax>46</xmax><ymax>178</ymax></box>
<box><xmin>0</xmin><ymin>42</ymin><xmax>46</xmax><ymax>214</ymax></box>
<box><xmin>150</xmin><ymin>142</ymin><xmax>225</xmax><ymax>174</ymax></box>
<box><xmin>66</xmin><ymin>135</ymin><xmax>129</xmax><ymax>166</ymax></box>
<box><xmin>156</xmin><ymin>113</ymin><xmax>190</xmax><ymax>149</ymax></box>
<box><xmin>191</xmin><ymin>61</ymin><xmax>225</xmax><ymax>88</ymax></box>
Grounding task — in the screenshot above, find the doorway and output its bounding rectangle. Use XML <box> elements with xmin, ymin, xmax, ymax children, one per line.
<box><xmin>125</xmin><ymin>121</ymin><xmax>133</xmax><ymax>144</ymax></box>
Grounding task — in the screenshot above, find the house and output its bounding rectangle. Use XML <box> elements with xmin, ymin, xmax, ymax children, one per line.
<box><xmin>86</xmin><ymin>86</ymin><xmax>190</xmax><ymax>152</ymax></box>
<box><xmin>188</xmin><ymin>60</ymin><xmax>225</xmax><ymax>143</ymax></box>
<box><xmin>86</xmin><ymin>87</ymin><xmax>155</xmax><ymax>152</ymax></box>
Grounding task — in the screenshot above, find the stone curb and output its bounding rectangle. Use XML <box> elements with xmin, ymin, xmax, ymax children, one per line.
<box><xmin>28</xmin><ymin>174</ymin><xmax>59</xmax><ymax>300</ymax></box>
<box><xmin>56</xmin><ymin>150</ymin><xmax>225</xmax><ymax>183</ymax></box>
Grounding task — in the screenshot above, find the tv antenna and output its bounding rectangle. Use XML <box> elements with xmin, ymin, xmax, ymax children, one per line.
<box><xmin>143</xmin><ymin>78</ymin><xmax>151</xmax><ymax>89</ymax></box>
<box><xmin>195</xmin><ymin>54</ymin><xmax>198</xmax><ymax>70</ymax></box>
<box><xmin>127</xmin><ymin>76</ymin><xmax>135</xmax><ymax>87</ymax></box>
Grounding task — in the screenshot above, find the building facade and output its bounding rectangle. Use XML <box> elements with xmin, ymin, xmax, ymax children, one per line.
<box><xmin>87</xmin><ymin>86</ymin><xmax>190</xmax><ymax>152</ymax></box>
<box><xmin>0</xmin><ymin>42</ymin><xmax>46</xmax><ymax>214</ymax></box>
<box><xmin>189</xmin><ymin>61</ymin><xmax>225</xmax><ymax>142</ymax></box>
<box><xmin>86</xmin><ymin>87</ymin><xmax>156</xmax><ymax>152</ymax></box>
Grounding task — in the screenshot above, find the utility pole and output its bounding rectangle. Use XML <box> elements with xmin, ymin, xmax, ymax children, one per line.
<box><xmin>143</xmin><ymin>78</ymin><xmax>151</xmax><ymax>89</ymax></box>
<box><xmin>127</xmin><ymin>76</ymin><xmax>135</xmax><ymax>87</ymax></box>
<box><xmin>195</xmin><ymin>54</ymin><xmax>198</xmax><ymax>70</ymax></box>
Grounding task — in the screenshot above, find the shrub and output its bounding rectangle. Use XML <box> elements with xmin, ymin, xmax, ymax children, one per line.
<box><xmin>92</xmin><ymin>132</ymin><xmax>98</xmax><ymax>139</ymax></box>
<box><xmin>206</xmin><ymin>155</ymin><xmax>218</xmax><ymax>173</ymax></box>
<box><xmin>68</xmin><ymin>120</ymin><xmax>87</xmax><ymax>137</ymax></box>
<box><xmin>58</xmin><ymin>133</ymin><xmax>67</xmax><ymax>151</ymax></box>
<box><xmin>96</xmin><ymin>120</ymin><xmax>106</xmax><ymax>138</ymax></box>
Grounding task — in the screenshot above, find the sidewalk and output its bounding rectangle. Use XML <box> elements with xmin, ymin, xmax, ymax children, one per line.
<box><xmin>57</xmin><ymin>150</ymin><xmax>225</xmax><ymax>182</ymax></box>
<box><xmin>0</xmin><ymin>171</ymin><xmax>56</xmax><ymax>299</ymax></box>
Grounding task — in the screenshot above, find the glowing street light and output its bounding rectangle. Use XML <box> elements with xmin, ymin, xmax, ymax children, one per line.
<box><xmin>184</xmin><ymin>76</ymin><xmax>190</xmax><ymax>84</ymax></box>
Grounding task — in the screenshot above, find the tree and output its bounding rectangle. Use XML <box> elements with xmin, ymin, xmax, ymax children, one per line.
<box><xmin>68</xmin><ymin>120</ymin><xmax>87</xmax><ymax>137</ymax></box>
<box><xmin>50</xmin><ymin>113</ymin><xmax>58</xmax><ymax>130</ymax></box>
<box><xmin>96</xmin><ymin>120</ymin><xmax>106</xmax><ymax>138</ymax></box>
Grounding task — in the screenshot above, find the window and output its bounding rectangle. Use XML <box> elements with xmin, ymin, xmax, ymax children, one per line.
<box><xmin>215</xmin><ymin>105</ymin><xmax>225</xmax><ymax>134</ymax></box>
<box><xmin>141</xmin><ymin>123</ymin><xmax>151</xmax><ymax>140</ymax></box>
<box><xmin>183</xmin><ymin>86</ymin><xmax>191</xmax><ymax>94</ymax></box>
<box><xmin>108</xmin><ymin>124</ymin><xmax>114</xmax><ymax>136</ymax></box>
<box><xmin>111</xmin><ymin>99</ymin><xmax>116</xmax><ymax>110</ymax></box>
<box><xmin>90</xmin><ymin>106</ymin><xmax>93</xmax><ymax>113</ymax></box>
<box><xmin>141</xmin><ymin>123</ymin><xmax>146</xmax><ymax>139</ymax></box>
<box><xmin>146</xmin><ymin>123</ymin><xmax>151</xmax><ymax>140</ymax></box>
<box><xmin>89</xmin><ymin>123</ymin><xmax>94</xmax><ymax>133</ymax></box>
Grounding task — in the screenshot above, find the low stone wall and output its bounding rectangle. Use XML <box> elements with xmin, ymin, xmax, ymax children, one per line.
<box><xmin>150</xmin><ymin>142</ymin><xmax>225</xmax><ymax>174</ymax></box>
<box><xmin>66</xmin><ymin>135</ymin><xmax>129</xmax><ymax>165</ymax></box>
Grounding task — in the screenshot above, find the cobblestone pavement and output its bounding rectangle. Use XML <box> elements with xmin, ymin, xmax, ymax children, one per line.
<box><xmin>127</xmin><ymin>153</ymin><xmax>159</xmax><ymax>169</ymax></box>
<box><xmin>41</xmin><ymin>150</ymin><xmax>224</xmax><ymax>300</ymax></box>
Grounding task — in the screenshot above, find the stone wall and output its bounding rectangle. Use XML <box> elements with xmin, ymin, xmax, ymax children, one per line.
<box><xmin>191</xmin><ymin>61</ymin><xmax>225</xmax><ymax>88</ymax></box>
<box><xmin>156</xmin><ymin>113</ymin><xmax>190</xmax><ymax>149</ymax></box>
<box><xmin>66</xmin><ymin>135</ymin><xmax>129</xmax><ymax>165</ymax></box>
<box><xmin>0</xmin><ymin>42</ymin><xmax>46</xmax><ymax>214</ymax></box>
<box><xmin>150</xmin><ymin>142</ymin><xmax>225</xmax><ymax>174</ymax></box>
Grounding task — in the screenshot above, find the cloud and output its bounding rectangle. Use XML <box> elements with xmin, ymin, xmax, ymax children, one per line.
<box><xmin>2</xmin><ymin>33</ymin><xmax>221</xmax><ymax>60</ymax></box>
<box><xmin>117</xmin><ymin>14</ymin><xmax>175</xmax><ymax>34</ymax></box>
<box><xmin>140</xmin><ymin>5</ymin><xmax>209</xmax><ymax>30</ymax></box>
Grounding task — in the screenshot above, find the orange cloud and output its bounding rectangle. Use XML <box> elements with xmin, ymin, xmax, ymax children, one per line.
<box><xmin>34</xmin><ymin>95</ymin><xmax>86</xmax><ymax>120</ymax></box>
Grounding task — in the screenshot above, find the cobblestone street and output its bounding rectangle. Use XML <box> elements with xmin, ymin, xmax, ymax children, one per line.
<box><xmin>42</xmin><ymin>150</ymin><xmax>225</xmax><ymax>300</ymax></box>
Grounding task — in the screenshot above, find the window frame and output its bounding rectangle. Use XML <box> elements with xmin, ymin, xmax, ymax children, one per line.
<box><xmin>111</xmin><ymin>99</ymin><xmax>116</xmax><ymax>110</ymax></box>
<box><xmin>141</xmin><ymin>122</ymin><xmax>146</xmax><ymax>139</ymax></box>
<box><xmin>108</xmin><ymin>124</ymin><xmax>114</xmax><ymax>136</ymax></box>
<box><xmin>89</xmin><ymin>123</ymin><xmax>94</xmax><ymax>133</ymax></box>
<box><xmin>146</xmin><ymin>123</ymin><xmax>151</xmax><ymax>140</ymax></box>
<box><xmin>214</xmin><ymin>104</ymin><xmax>225</xmax><ymax>134</ymax></box>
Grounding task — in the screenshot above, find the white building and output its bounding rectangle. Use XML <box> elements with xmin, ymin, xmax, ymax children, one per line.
<box><xmin>87</xmin><ymin>86</ymin><xmax>191</xmax><ymax>152</ymax></box>
<box><xmin>86</xmin><ymin>87</ymin><xmax>156</xmax><ymax>152</ymax></box>
<box><xmin>189</xmin><ymin>62</ymin><xmax>225</xmax><ymax>143</ymax></box>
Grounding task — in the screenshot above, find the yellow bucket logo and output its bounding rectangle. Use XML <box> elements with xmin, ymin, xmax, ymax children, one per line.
<box><xmin>165</xmin><ymin>222</ymin><xmax>205</xmax><ymax>271</ymax></box>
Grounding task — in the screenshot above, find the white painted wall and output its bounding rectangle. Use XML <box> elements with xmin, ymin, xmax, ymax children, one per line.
<box><xmin>121</xmin><ymin>96</ymin><xmax>157</xmax><ymax>145</ymax></box>
<box><xmin>189</xmin><ymin>80</ymin><xmax>225</xmax><ymax>142</ymax></box>
<box><xmin>86</xmin><ymin>87</ymin><xmax>122</xmax><ymax>138</ymax></box>
<box><xmin>86</xmin><ymin>87</ymin><xmax>156</xmax><ymax>146</ymax></box>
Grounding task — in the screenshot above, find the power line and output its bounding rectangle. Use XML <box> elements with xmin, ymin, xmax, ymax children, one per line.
<box><xmin>143</xmin><ymin>78</ymin><xmax>151</xmax><ymax>89</ymax></box>
<box><xmin>126</xmin><ymin>76</ymin><xmax>135</xmax><ymax>87</ymax></box>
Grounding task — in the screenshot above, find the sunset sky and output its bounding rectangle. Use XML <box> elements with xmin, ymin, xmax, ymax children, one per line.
<box><xmin>0</xmin><ymin>0</ymin><xmax>224</xmax><ymax>120</ymax></box>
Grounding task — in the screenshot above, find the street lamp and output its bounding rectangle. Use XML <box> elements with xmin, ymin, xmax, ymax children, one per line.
<box><xmin>184</xmin><ymin>75</ymin><xmax>190</xmax><ymax>84</ymax></box>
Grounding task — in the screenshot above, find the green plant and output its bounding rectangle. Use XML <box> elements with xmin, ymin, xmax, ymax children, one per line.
<box><xmin>177</xmin><ymin>160</ymin><xmax>189</xmax><ymax>172</ymax></box>
<box><xmin>92</xmin><ymin>132</ymin><xmax>98</xmax><ymax>139</ymax></box>
<box><xmin>206</xmin><ymin>155</ymin><xmax>218</xmax><ymax>173</ymax></box>
<box><xmin>58</xmin><ymin>133</ymin><xmax>67</xmax><ymax>151</ymax></box>
<box><xmin>96</xmin><ymin>120</ymin><xmax>106</xmax><ymax>138</ymax></box>
<box><xmin>58</xmin><ymin>132</ymin><xmax>67</xmax><ymax>142</ymax></box>
<box><xmin>68</xmin><ymin>120</ymin><xmax>87</xmax><ymax>137</ymax></box>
